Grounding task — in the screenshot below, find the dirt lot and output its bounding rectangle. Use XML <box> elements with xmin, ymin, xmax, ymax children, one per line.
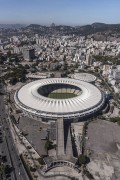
<box><xmin>85</xmin><ymin>120</ymin><xmax>120</xmax><ymax>180</ymax></box>
<box><xmin>86</xmin><ymin>120</ymin><xmax>120</xmax><ymax>154</ymax></box>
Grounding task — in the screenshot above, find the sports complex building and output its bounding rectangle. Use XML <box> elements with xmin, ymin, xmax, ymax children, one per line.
<box><xmin>71</xmin><ymin>73</ymin><xmax>97</xmax><ymax>83</ymax></box>
<box><xmin>14</xmin><ymin>78</ymin><xmax>106</xmax><ymax>121</ymax></box>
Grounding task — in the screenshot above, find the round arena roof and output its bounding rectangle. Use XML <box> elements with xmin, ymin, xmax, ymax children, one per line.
<box><xmin>71</xmin><ymin>73</ymin><xmax>96</xmax><ymax>83</ymax></box>
<box><xmin>14</xmin><ymin>78</ymin><xmax>105</xmax><ymax>119</ymax></box>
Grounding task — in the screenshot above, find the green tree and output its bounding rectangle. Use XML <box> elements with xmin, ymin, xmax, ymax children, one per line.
<box><xmin>44</xmin><ymin>140</ymin><xmax>53</xmax><ymax>151</ymax></box>
<box><xmin>78</xmin><ymin>154</ymin><xmax>87</xmax><ymax>165</ymax></box>
<box><xmin>9</xmin><ymin>77</ymin><xmax>18</xmax><ymax>85</ymax></box>
<box><xmin>0</xmin><ymin>163</ymin><xmax>5</xmax><ymax>179</ymax></box>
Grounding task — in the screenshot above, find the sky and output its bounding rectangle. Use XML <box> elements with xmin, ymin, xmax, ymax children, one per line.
<box><xmin>0</xmin><ymin>0</ymin><xmax>120</xmax><ymax>25</ymax></box>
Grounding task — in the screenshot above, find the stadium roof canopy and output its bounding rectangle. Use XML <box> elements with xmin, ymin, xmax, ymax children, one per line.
<box><xmin>14</xmin><ymin>78</ymin><xmax>105</xmax><ymax>119</ymax></box>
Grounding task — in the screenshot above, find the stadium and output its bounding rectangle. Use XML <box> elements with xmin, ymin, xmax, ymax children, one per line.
<box><xmin>71</xmin><ymin>73</ymin><xmax>97</xmax><ymax>83</ymax></box>
<box><xmin>14</xmin><ymin>78</ymin><xmax>105</xmax><ymax>120</ymax></box>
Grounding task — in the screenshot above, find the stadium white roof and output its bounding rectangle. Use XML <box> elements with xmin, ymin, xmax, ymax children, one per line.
<box><xmin>14</xmin><ymin>78</ymin><xmax>105</xmax><ymax>119</ymax></box>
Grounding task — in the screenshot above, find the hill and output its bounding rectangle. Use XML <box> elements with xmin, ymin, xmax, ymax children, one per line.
<box><xmin>26</xmin><ymin>23</ymin><xmax>120</xmax><ymax>36</ymax></box>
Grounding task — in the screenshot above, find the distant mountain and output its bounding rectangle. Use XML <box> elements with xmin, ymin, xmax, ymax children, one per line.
<box><xmin>79</xmin><ymin>23</ymin><xmax>120</xmax><ymax>35</ymax></box>
<box><xmin>0</xmin><ymin>24</ymin><xmax>26</xmax><ymax>29</ymax></box>
<box><xmin>0</xmin><ymin>22</ymin><xmax>120</xmax><ymax>34</ymax></box>
<box><xmin>26</xmin><ymin>23</ymin><xmax>120</xmax><ymax>35</ymax></box>
<box><xmin>50</xmin><ymin>23</ymin><xmax>56</xmax><ymax>27</ymax></box>
<box><xmin>27</xmin><ymin>24</ymin><xmax>44</xmax><ymax>28</ymax></box>
<box><xmin>92</xmin><ymin>22</ymin><xmax>106</xmax><ymax>25</ymax></box>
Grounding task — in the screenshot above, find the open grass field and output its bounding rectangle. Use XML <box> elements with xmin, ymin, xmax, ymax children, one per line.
<box><xmin>48</xmin><ymin>93</ymin><xmax>77</xmax><ymax>99</ymax></box>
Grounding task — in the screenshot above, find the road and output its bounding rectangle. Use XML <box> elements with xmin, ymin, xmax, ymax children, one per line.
<box><xmin>0</xmin><ymin>67</ymin><xmax>29</xmax><ymax>180</ymax></box>
<box><xmin>97</xmin><ymin>70</ymin><xmax>120</xmax><ymax>107</ymax></box>
<box><xmin>0</xmin><ymin>67</ymin><xmax>79</xmax><ymax>180</ymax></box>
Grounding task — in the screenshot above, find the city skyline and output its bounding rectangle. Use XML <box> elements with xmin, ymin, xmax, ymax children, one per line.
<box><xmin>0</xmin><ymin>0</ymin><xmax>120</xmax><ymax>25</ymax></box>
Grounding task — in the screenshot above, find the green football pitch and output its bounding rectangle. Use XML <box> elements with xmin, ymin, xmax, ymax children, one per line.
<box><xmin>48</xmin><ymin>93</ymin><xmax>77</xmax><ymax>99</ymax></box>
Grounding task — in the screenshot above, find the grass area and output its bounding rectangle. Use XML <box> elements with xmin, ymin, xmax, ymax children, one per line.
<box><xmin>48</xmin><ymin>93</ymin><xmax>77</xmax><ymax>99</ymax></box>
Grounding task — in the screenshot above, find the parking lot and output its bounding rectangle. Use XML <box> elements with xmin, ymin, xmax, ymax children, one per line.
<box><xmin>18</xmin><ymin>116</ymin><xmax>50</xmax><ymax>156</ymax></box>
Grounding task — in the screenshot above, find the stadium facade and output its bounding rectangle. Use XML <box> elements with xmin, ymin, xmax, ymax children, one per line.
<box><xmin>14</xmin><ymin>78</ymin><xmax>106</xmax><ymax>120</ymax></box>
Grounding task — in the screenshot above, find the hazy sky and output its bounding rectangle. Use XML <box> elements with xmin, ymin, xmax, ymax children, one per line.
<box><xmin>0</xmin><ymin>0</ymin><xmax>120</xmax><ymax>25</ymax></box>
